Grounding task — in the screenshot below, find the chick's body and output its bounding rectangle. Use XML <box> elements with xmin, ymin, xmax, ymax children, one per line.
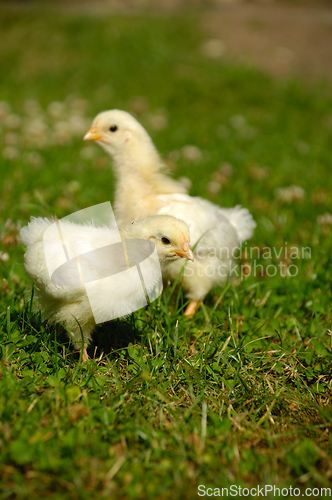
<box><xmin>84</xmin><ymin>110</ymin><xmax>256</xmax><ymax>311</ymax></box>
<box><xmin>20</xmin><ymin>215</ymin><xmax>192</xmax><ymax>357</ymax></box>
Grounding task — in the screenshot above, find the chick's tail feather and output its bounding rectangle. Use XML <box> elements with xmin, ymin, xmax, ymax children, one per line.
<box><xmin>220</xmin><ymin>205</ymin><xmax>256</xmax><ymax>243</ymax></box>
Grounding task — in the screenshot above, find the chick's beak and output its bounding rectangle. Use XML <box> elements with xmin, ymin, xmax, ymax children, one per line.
<box><xmin>173</xmin><ymin>241</ymin><xmax>194</xmax><ymax>261</ymax></box>
<box><xmin>83</xmin><ymin>126</ymin><xmax>106</xmax><ymax>142</ymax></box>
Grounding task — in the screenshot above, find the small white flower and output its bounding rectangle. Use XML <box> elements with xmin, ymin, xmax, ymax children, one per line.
<box><xmin>129</xmin><ymin>97</ymin><xmax>149</xmax><ymax>116</ymax></box>
<box><xmin>4</xmin><ymin>114</ymin><xmax>22</xmax><ymax>130</ymax></box>
<box><xmin>219</xmin><ymin>162</ymin><xmax>233</xmax><ymax>177</ymax></box>
<box><xmin>147</xmin><ymin>110</ymin><xmax>168</xmax><ymax>131</ymax></box>
<box><xmin>0</xmin><ymin>252</ymin><xmax>9</xmax><ymax>262</ymax></box>
<box><xmin>275</xmin><ymin>185</ymin><xmax>306</xmax><ymax>203</ymax></box>
<box><xmin>2</xmin><ymin>146</ymin><xmax>20</xmax><ymax>160</ymax></box>
<box><xmin>25</xmin><ymin>118</ymin><xmax>49</xmax><ymax>137</ymax></box>
<box><xmin>249</xmin><ymin>165</ymin><xmax>270</xmax><ymax>180</ymax></box>
<box><xmin>23</xmin><ymin>119</ymin><xmax>50</xmax><ymax>148</ymax></box>
<box><xmin>53</xmin><ymin>121</ymin><xmax>72</xmax><ymax>145</ymax></box>
<box><xmin>178</xmin><ymin>176</ymin><xmax>192</xmax><ymax>191</ymax></box>
<box><xmin>68</xmin><ymin>114</ymin><xmax>89</xmax><ymax>135</ymax></box>
<box><xmin>168</xmin><ymin>150</ymin><xmax>181</xmax><ymax>162</ymax></box>
<box><xmin>66</xmin><ymin>180</ymin><xmax>81</xmax><ymax>193</ymax></box>
<box><xmin>317</xmin><ymin>213</ymin><xmax>332</xmax><ymax>225</ymax></box>
<box><xmin>207</xmin><ymin>181</ymin><xmax>221</xmax><ymax>195</ymax></box>
<box><xmin>229</xmin><ymin>114</ymin><xmax>246</xmax><ymax>130</ymax></box>
<box><xmin>181</xmin><ymin>145</ymin><xmax>202</xmax><ymax>162</ymax></box>
<box><xmin>80</xmin><ymin>145</ymin><xmax>96</xmax><ymax>160</ymax></box>
<box><xmin>47</xmin><ymin>101</ymin><xmax>66</xmax><ymax>120</ymax></box>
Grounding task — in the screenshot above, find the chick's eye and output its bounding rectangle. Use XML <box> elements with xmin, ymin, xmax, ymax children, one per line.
<box><xmin>109</xmin><ymin>125</ymin><xmax>118</xmax><ymax>132</ymax></box>
<box><xmin>161</xmin><ymin>237</ymin><xmax>171</xmax><ymax>245</ymax></box>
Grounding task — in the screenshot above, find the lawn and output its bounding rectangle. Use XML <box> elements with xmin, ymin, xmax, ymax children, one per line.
<box><xmin>0</xmin><ymin>3</ymin><xmax>332</xmax><ymax>499</ymax></box>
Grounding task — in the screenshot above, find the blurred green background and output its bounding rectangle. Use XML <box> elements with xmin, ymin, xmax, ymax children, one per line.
<box><xmin>1</xmin><ymin>1</ymin><xmax>332</xmax><ymax>499</ymax></box>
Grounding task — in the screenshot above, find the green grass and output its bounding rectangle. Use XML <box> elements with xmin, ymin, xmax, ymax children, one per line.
<box><xmin>1</xmin><ymin>3</ymin><xmax>332</xmax><ymax>499</ymax></box>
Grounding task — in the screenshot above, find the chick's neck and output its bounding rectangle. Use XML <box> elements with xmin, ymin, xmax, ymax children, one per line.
<box><xmin>111</xmin><ymin>142</ymin><xmax>170</xmax><ymax>224</ymax></box>
<box><xmin>110</xmin><ymin>135</ymin><xmax>187</xmax><ymax>225</ymax></box>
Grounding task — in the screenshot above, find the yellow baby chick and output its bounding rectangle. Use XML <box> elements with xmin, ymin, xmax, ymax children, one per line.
<box><xmin>84</xmin><ymin>110</ymin><xmax>256</xmax><ymax>316</ymax></box>
<box><xmin>20</xmin><ymin>215</ymin><xmax>193</xmax><ymax>360</ymax></box>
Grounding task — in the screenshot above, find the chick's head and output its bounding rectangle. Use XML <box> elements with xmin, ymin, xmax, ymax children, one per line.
<box><xmin>84</xmin><ymin>109</ymin><xmax>153</xmax><ymax>160</ymax></box>
<box><xmin>125</xmin><ymin>215</ymin><xmax>193</xmax><ymax>270</ymax></box>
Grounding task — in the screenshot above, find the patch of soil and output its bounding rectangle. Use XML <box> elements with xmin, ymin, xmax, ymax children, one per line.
<box><xmin>202</xmin><ymin>1</ymin><xmax>332</xmax><ymax>82</ymax></box>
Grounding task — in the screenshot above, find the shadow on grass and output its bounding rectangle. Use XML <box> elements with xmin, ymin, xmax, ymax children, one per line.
<box><xmin>16</xmin><ymin>306</ymin><xmax>143</xmax><ymax>363</ymax></box>
<box><xmin>89</xmin><ymin>317</ymin><xmax>144</xmax><ymax>359</ymax></box>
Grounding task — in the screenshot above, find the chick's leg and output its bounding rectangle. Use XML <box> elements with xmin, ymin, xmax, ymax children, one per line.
<box><xmin>80</xmin><ymin>347</ymin><xmax>89</xmax><ymax>362</ymax></box>
<box><xmin>66</xmin><ymin>316</ymin><xmax>94</xmax><ymax>362</ymax></box>
<box><xmin>184</xmin><ymin>299</ymin><xmax>203</xmax><ymax>317</ymax></box>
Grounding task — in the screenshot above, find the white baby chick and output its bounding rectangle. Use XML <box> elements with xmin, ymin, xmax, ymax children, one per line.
<box><xmin>20</xmin><ymin>215</ymin><xmax>193</xmax><ymax>360</ymax></box>
<box><xmin>84</xmin><ymin>110</ymin><xmax>256</xmax><ymax>315</ymax></box>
